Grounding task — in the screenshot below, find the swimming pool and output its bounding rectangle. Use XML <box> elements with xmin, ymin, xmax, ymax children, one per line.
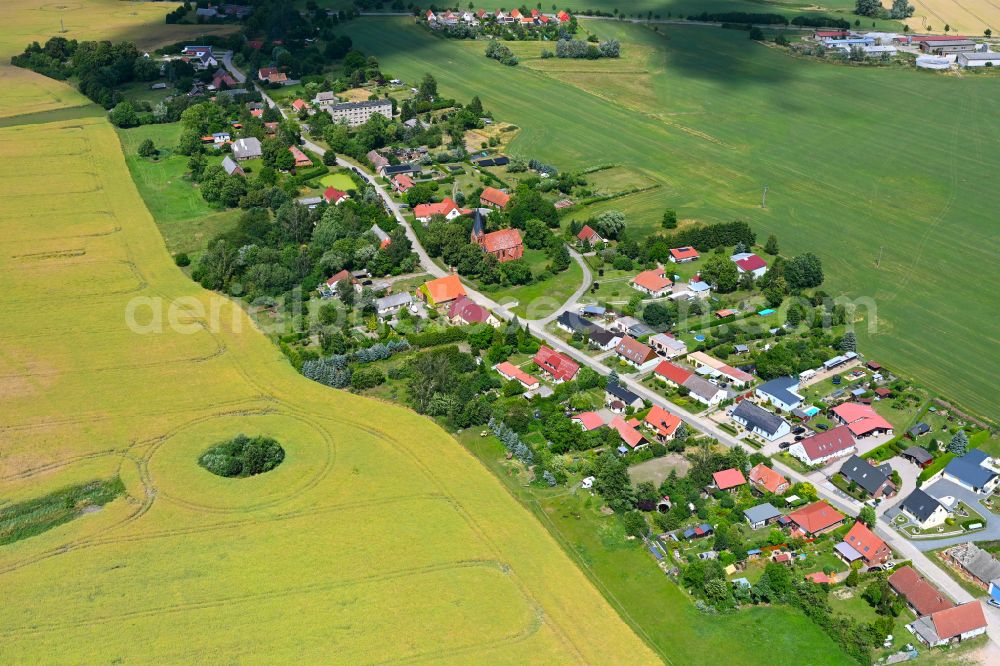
<box><xmin>758</xmin><ymin>308</ymin><xmax>776</xmax><ymax>316</ymax></box>
<box><xmin>694</xmin><ymin>335</ymin><xmax>705</xmax><ymax>342</ymax></box>
<box><xmin>803</xmin><ymin>406</ymin><xmax>820</xmax><ymax>417</ymax></box>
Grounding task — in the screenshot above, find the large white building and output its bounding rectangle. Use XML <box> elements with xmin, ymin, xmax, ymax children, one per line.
<box><xmin>327</xmin><ymin>99</ymin><xmax>393</xmax><ymax>127</ymax></box>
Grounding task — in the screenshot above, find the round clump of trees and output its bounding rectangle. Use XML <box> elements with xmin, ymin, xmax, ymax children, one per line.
<box><xmin>198</xmin><ymin>434</ymin><xmax>285</xmax><ymax>478</ymax></box>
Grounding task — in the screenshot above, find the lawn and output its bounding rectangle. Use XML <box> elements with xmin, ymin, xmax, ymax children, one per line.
<box><xmin>342</xmin><ymin>17</ymin><xmax>1000</xmax><ymax>421</ymax></box>
<box><xmin>458</xmin><ymin>431</ymin><xmax>852</xmax><ymax>665</ymax></box>
<box><xmin>0</xmin><ymin>7</ymin><xmax>661</xmax><ymax>660</ymax></box>
<box><xmin>116</xmin><ymin>122</ymin><xmax>240</xmax><ymax>256</ymax></box>
<box><xmin>319</xmin><ymin>171</ymin><xmax>355</xmax><ymax>190</ymax></box>
<box><xmin>481</xmin><ymin>250</ymin><xmax>585</xmax><ymax>318</ymax></box>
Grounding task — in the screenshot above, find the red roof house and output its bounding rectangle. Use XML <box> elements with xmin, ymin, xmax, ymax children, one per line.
<box><xmin>748</xmin><ymin>463</ymin><xmax>789</xmax><ymax>495</ymax></box>
<box><xmin>631</xmin><ymin>268</ymin><xmax>673</xmax><ymax>297</ymax></box>
<box><xmin>391</xmin><ymin>173</ymin><xmax>414</xmax><ymax>193</ymax></box>
<box><xmin>291</xmin><ymin>98</ymin><xmax>308</xmax><ymax>113</ymax></box>
<box><xmin>806</xmin><ymin>571</ymin><xmax>832</xmax><ymax>584</ymax></box>
<box><xmin>922</xmin><ymin>602</ymin><xmax>987</xmax><ymax>645</ymax></box>
<box><xmin>653</xmin><ymin>361</ymin><xmax>693</xmax><ymax>388</ymax></box>
<box><xmin>787</xmin><ymin>500</ymin><xmax>844</xmax><ymax>535</ymax></box>
<box><xmin>475</xmin><ymin>228</ymin><xmax>523</xmax><ymax>263</ymax></box>
<box><xmin>323</xmin><ymin>187</ymin><xmax>349</xmax><ymax>205</ymax></box>
<box><xmin>572</xmin><ymin>411</ymin><xmax>604</xmax><ymax>431</ymax></box>
<box><xmin>643</xmin><ymin>405</ymin><xmax>681</xmax><ymax>441</ymax></box>
<box><xmin>669</xmin><ymin>246</ymin><xmax>699</xmax><ymax>263</ymax></box>
<box><xmin>289</xmin><ymin>145</ymin><xmax>312</xmax><ymax>168</ymax></box>
<box><xmin>734</xmin><ymin>254</ymin><xmax>767</xmax><ymax>274</ymax></box>
<box><xmin>324</xmin><ymin>269</ymin><xmax>350</xmax><ymax>290</ymax></box>
<box><xmin>557</xmin><ymin>10</ymin><xmax>571</xmax><ymax>22</ymax></box>
<box><xmin>577</xmin><ymin>224</ymin><xmax>604</xmax><ymax>244</ymax></box>
<box><xmin>888</xmin><ymin>566</ymin><xmax>954</xmax><ymax>616</ymax></box>
<box><xmin>479</xmin><ymin>187</ymin><xmax>510</xmax><ymax>209</ymax></box>
<box><xmin>615</xmin><ymin>336</ymin><xmax>658</xmax><ymax>369</ymax></box>
<box><xmin>842</xmin><ymin>521</ymin><xmax>891</xmax><ymax>565</ymax></box>
<box><xmin>448</xmin><ymin>295</ymin><xmax>493</xmax><ymax>325</ymax></box>
<box><xmin>832</xmin><ymin>403</ymin><xmax>894</xmax><ymax>438</ymax></box>
<box><xmin>789</xmin><ymin>425</ymin><xmax>857</xmax><ymax>465</ymax></box>
<box><xmin>494</xmin><ymin>361</ymin><xmax>539</xmax><ymax>390</ymax></box>
<box><xmin>250</xmin><ymin>108</ymin><xmax>263</xmax><ymax>118</ymax></box>
<box><xmin>533</xmin><ymin>346</ymin><xmax>580</xmax><ymax>383</ymax></box>
<box><xmin>713</xmin><ymin>468</ymin><xmax>747</xmax><ymax>491</ymax></box>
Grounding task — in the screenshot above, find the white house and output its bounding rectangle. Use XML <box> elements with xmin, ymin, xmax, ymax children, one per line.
<box><xmin>731</xmin><ymin>252</ymin><xmax>767</xmax><ymax>279</ymax></box>
<box><xmin>899</xmin><ymin>488</ymin><xmax>950</xmax><ymax>530</ymax></box>
<box><xmin>909</xmin><ymin>602</ymin><xmax>987</xmax><ymax>647</ymax></box>
<box><xmin>787</xmin><ymin>425</ymin><xmax>856</xmax><ymax>466</ymax></box>
<box><xmin>649</xmin><ymin>333</ymin><xmax>687</xmax><ymax>359</ymax></box>
<box><xmin>374</xmin><ymin>292</ymin><xmax>413</xmax><ymax>320</ymax></box>
<box><xmin>731</xmin><ymin>401</ymin><xmax>789</xmax><ymax>441</ymax></box>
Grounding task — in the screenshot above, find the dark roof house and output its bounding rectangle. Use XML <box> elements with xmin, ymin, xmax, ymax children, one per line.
<box><xmin>732</xmin><ymin>400</ymin><xmax>787</xmax><ymax>439</ymax></box>
<box><xmin>839</xmin><ymin>455</ymin><xmax>895</xmax><ymax>497</ymax></box>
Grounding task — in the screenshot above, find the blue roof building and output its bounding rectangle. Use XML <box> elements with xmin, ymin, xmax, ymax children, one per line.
<box><xmin>942</xmin><ymin>450</ymin><xmax>1000</xmax><ymax>494</ymax></box>
<box><xmin>755</xmin><ymin>376</ymin><xmax>803</xmax><ymax>412</ymax></box>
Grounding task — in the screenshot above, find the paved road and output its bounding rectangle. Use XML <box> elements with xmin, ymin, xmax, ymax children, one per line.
<box><xmin>222</xmin><ymin>54</ymin><xmax>998</xmax><ymax>648</ymax></box>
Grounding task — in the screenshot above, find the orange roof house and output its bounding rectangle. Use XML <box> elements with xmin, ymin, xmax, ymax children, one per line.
<box><xmin>713</xmin><ymin>468</ymin><xmax>747</xmax><ymax>491</ymax></box>
<box><xmin>610</xmin><ymin>416</ymin><xmax>646</xmax><ymax>449</ymax></box>
<box><xmin>414</xmin><ymin>197</ymin><xmax>465</xmax><ymax>222</ymax></box>
<box><xmin>841</xmin><ymin>521</ymin><xmax>891</xmax><ymax>565</ymax></box>
<box><xmin>615</xmin><ymin>336</ymin><xmax>658</xmax><ymax>369</ymax></box>
<box><xmin>474</xmin><ymin>228</ymin><xmax>523</xmax><ymax>263</ymax></box>
<box><xmin>291</xmin><ymin>98</ymin><xmax>308</xmax><ymax>112</ymax></box>
<box><xmin>391</xmin><ymin>173</ymin><xmax>414</xmax><ymax>193</ymax></box>
<box><xmin>323</xmin><ymin>187</ymin><xmax>349</xmax><ymax>205</ymax></box>
<box><xmin>787</xmin><ymin>500</ymin><xmax>844</xmax><ymax>535</ymax></box>
<box><xmin>631</xmin><ymin>267</ymin><xmax>673</xmax><ymax>297</ymax></box>
<box><xmin>643</xmin><ymin>405</ymin><xmax>681</xmax><ymax>441</ymax></box>
<box><xmin>653</xmin><ymin>361</ymin><xmax>693</xmax><ymax>388</ymax></box>
<box><xmin>418</xmin><ymin>274</ymin><xmax>466</xmax><ymax>306</ymax></box>
<box><xmin>748</xmin><ymin>463</ymin><xmax>789</xmax><ymax>495</ymax></box>
<box><xmin>572</xmin><ymin>412</ymin><xmax>604</xmax><ymax>431</ymax></box>
<box><xmin>479</xmin><ymin>187</ymin><xmax>510</xmax><ymax>209</ymax></box>
<box><xmin>494</xmin><ymin>361</ymin><xmax>539</xmax><ymax>390</ymax></box>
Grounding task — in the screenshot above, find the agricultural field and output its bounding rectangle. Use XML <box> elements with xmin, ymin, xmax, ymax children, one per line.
<box><xmin>342</xmin><ymin>17</ymin><xmax>1000</xmax><ymax>421</ymax></box>
<box><xmin>906</xmin><ymin>0</ymin><xmax>1000</xmax><ymax>36</ymax></box>
<box><xmin>0</xmin><ymin>4</ymin><xmax>657</xmax><ymax>663</ymax></box>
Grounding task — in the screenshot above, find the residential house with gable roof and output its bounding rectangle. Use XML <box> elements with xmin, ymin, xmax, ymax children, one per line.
<box><xmin>614</xmin><ymin>336</ymin><xmax>659</xmax><ymax>371</ymax></box>
<box><xmin>788</xmin><ymin>425</ymin><xmax>856</xmax><ymax>466</ymax></box>
<box><xmin>787</xmin><ymin>500</ymin><xmax>844</xmax><ymax>535</ymax></box>
<box><xmin>755</xmin><ymin>376</ymin><xmax>804</xmax><ymax>412</ymax></box>
<box><xmin>909</xmin><ymin>602</ymin><xmax>987</xmax><ymax>647</ymax></box>
<box><xmin>731</xmin><ymin>400</ymin><xmax>789</xmax><ymax>441</ymax></box>
<box><xmin>888</xmin><ymin>566</ymin><xmax>954</xmax><ymax>616</ymax></box>
<box><xmin>631</xmin><ymin>267</ymin><xmax>673</xmax><ymax>298</ymax></box>
<box><xmin>831</xmin><ymin>402</ymin><xmax>894</xmax><ymax>439</ymax></box>
<box><xmin>748</xmin><ymin>463</ymin><xmax>789</xmax><ymax>495</ymax></box>
<box><xmin>533</xmin><ymin>346</ymin><xmax>579</xmax><ymax>383</ymax></box>
<box><xmin>899</xmin><ymin>488</ymin><xmax>950</xmax><ymax>530</ymax></box>
<box><xmin>838</xmin><ymin>521</ymin><xmax>891</xmax><ymax>565</ymax></box>
<box><xmin>643</xmin><ymin>405</ymin><xmax>681</xmax><ymax>442</ymax></box>
<box><xmin>838</xmin><ymin>455</ymin><xmax>896</xmax><ymax>499</ymax></box>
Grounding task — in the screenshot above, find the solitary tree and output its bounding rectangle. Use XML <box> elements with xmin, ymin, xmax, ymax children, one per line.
<box><xmin>137</xmin><ymin>138</ymin><xmax>157</xmax><ymax>157</ymax></box>
<box><xmin>840</xmin><ymin>331</ymin><xmax>857</xmax><ymax>353</ymax></box>
<box><xmin>606</xmin><ymin>369</ymin><xmax>620</xmax><ymax>388</ymax></box>
<box><xmin>662</xmin><ymin>209</ymin><xmax>677</xmax><ymax>229</ymax></box>
<box><xmin>986</xmin><ymin>29</ymin><xmax>993</xmax><ymax>38</ymax></box>
<box><xmin>859</xmin><ymin>505</ymin><xmax>877</xmax><ymax>528</ymax></box>
<box><xmin>764</xmin><ymin>234</ymin><xmax>779</xmax><ymax>255</ymax></box>
<box><xmin>948</xmin><ymin>430</ymin><xmax>968</xmax><ymax>456</ymax></box>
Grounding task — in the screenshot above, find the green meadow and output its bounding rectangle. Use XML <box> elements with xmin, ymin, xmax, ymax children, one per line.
<box><xmin>344</xmin><ymin>17</ymin><xmax>999</xmax><ymax>420</ymax></box>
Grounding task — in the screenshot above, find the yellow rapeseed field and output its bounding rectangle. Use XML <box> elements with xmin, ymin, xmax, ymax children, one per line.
<box><xmin>0</xmin><ymin>3</ymin><xmax>657</xmax><ymax>663</ymax></box>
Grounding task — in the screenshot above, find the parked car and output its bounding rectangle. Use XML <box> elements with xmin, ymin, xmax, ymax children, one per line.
<box><xmin>988</xmin><ymin>599</ymin><xmax>1000</xmax><ymax>609</ymax></box>
<box><xmin>817</xmin><ymin>423</ymin><xmax>830</xmax><ymax>431</ymax></box>
<box><xmin>794</xmin><ymin>434</ymin><xmax>805</xmax><ymax>441</ymax></box>
<box><xmin>792</xmin><ymin>426</ymin><xmax>806</xmax><ymax>435</ymax></box>
<box><xmin>779</xmin><ymin>441</ymin><xmax>792</xmax><ymax>450</ymax></box>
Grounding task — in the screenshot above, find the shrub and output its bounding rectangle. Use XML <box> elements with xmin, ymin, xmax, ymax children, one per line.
<box><xmin>174</xmin><ymin>252</ymin><xmax>191</xmax><ymax>267</ymax></box>
<box><xmin>198</xmin><ymin>434</ymin><xmax>285</xmax><ymax>478</ymax></box>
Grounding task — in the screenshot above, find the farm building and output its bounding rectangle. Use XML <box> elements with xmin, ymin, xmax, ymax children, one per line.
<box><xmin>479</xmin><ymin>187</ymin><xmax>510</xmax><ymax>209</ymax></box>
<box><xmin>221</xmin><ymin>156</ymin><xmax>244</xmax><ymax>177</ymax></box>
<box><xmin>231</xmin><ymin>137</ymin><xmax>262</xmax><ymax>161</ymax></box>
<box><xmin>919</xmin><ymin>39</ymin><xmax>977</xmax><ymax>54</ymax></box>
<box><xmin>957</xmin><ymin>51</ymin><xmax>1000</xmax><ymax>67</ymax></box>
<box><xmin>901</xmin><ymin>446</ymin><xmax>934</xmax><ymax>467</ymax></box>
<box><xmin>942</xmin><ymin>542</ymin><xmax>1000</xmax><ymax>590</ymax></box>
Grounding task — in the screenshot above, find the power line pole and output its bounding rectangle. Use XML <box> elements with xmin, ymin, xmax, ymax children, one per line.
<box><xmin>761</xmin><ymin>185</ymin><xmax>768</xmax><ymax>209</ymax></box>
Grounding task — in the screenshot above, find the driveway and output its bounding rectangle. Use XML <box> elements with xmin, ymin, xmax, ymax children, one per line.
<box><xmin>877</xmin><ymin>456</ymin><xmax>920</xmax><ymax>515</ymax></box>
<box><xmin>904</xmin><ymin>479</ymin><xmax>1000</xmax><ymax>551</ymax></box>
